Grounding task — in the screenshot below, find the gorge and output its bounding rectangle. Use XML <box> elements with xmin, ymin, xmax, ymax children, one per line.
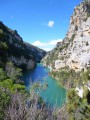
<box><xmin>0</xmin><ymin>0</ymin><xmax>90</xmax><ymax>120</ymax></box>
<box><xmin>23</xmin><ymin>63</ymin><xmax>66</xmax><ymax>107</ymax></box>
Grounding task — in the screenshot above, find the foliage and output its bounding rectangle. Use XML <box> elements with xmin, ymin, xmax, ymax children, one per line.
<box><xmin>84</xmin><ymin>0</ymin><xmax>90</xmax><ymax>20</ymax></box>
<box><xmin>50</xmin><ymin>67</ymin><xmax>79</xmax><ymax>88</ymax></box>
<box><xmin>0</xmin><ymin>61</ymin><xmax>26</xmax><ymax>119</ymax></box>
<box><xmin>80</xmin><ymin>67</ymin><xmax>90</xmax><ymax>84</ymax></box>
<box><xmin>66</xmin><ymin>68</ymin><xmax>90</xmax><ymax>119</ymax></box>
<box><xmin>86</xmin><ymin>41</ymin><xmax>89</xmax><ymax>46</ymax></box>
<box><xmin>0</xmin><ymin>29</ymin><xmax>4</xmax><ymax>38</ymax></box>
<box><xmin>0</xmin><ymin>41</ymin><xmax>8</xmax><ymax>66</ymax></box>
<box><xmin>0</xmin><ymin>68</ymin><xmax>6</xmax><ymax>81</ymax></box>
<box><xmin>69</xmin><ymin>34</ymin><xmax>75</xmax><ymax>42</ymax></box>
<box><xmin>0</xmin><ymin>71</ymin><xmax>26</xmax><ymax>119</ymax></box>
<box><xmin>0</xmin><ymin>79</ymin><xmax>25</xmax><ymax>93</ymax></box>
<box><xmin>0</xmin><ymin>29</ymin><xmax>3</xmax><ymax>34</ymax></box>
<box><xmin>5</xmin><ymin>61</ymin><xmax>22</xmax><ymax>82</ymax></box>
<box><xmin>67</xmin><ymin>88</ymin><xmax>90</xmax><ymax>120</ymax></box>
<box><xmin>0</xmin><ymin>88</ymin><xmax>11</xmax><ymax>120</ymax></box>
<box><xmin>50</xmin><ymin>66</ymin><xmax>90</xmax><ymax>119</ymax></box>
<box><xmin>0</xmin><ymin>41</ymin><xmax>8</xmax><ymax>50</ymax></box>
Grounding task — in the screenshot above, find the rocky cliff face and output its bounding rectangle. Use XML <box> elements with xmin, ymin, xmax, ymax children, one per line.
<box><xmin>25</xmin><ymin>42</ymin><xmax>46</xmax><ymax>63</ymax></box>
<box><xmin>0</xmin><ymin>22</ymin><xmax>46</xmax><ymax>70</ymax></box>
<box><xmin>42</xmin><ymin>0</ymin><xmax>90</xmax><ymax>72</ymax></box>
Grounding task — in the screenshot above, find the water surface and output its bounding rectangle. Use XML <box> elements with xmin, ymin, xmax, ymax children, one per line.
<box><xmin>23</xmin><ymin>64</ymin><xmax>66</xmax><ymax>107</ymax></box>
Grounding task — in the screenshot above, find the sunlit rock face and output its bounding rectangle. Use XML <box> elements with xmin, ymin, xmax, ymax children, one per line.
<box><xmin>75</xmin><ymin>87</ymin><xmax>84</xmax><ymax>98</ymax></box>
<box><xmin>42</xmin><ymin>1</ymin><xmax>90</xmax><ymax>72</ymax></box>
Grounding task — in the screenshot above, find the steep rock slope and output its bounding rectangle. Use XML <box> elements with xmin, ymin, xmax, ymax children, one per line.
<box><xmin>0</xmin><ymin>22</ymin><xmax>46</xmax><ymax>70</ymax></box>
<box><xmin>42</xmin><ymin>1</ymin><xmax>90</xmax><ymax>72</ymax></box>
<box><xmin>25</xmin><ymin>42</ymin><xmax>46</xmax><ymax>63</ymax></box>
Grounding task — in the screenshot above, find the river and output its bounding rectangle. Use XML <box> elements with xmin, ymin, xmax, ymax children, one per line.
<box><xmin>23</xmin><ymin>63</ymin><xmax>66</xmax><ymax>108</ymax></box>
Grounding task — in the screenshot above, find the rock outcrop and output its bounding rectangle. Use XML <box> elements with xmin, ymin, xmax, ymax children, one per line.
<box><xmin>0</xmin><ymin>22</ymin><xmax>46</xmax><ymax>70</ymax></box>
<box><xmin>42</xmin><ymin>0</ymin><xmax>90</xmax><ymax>72</ymax></box>
<box><xmin>25</xmin><ymin>42</ymin><xmax>46</xmax><ymax>63</ymax></box>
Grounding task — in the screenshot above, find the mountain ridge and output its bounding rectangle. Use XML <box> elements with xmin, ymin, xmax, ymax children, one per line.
<box><xmin>0</xmin><ymin>21</ymin><xmax>46</xmax><ymax>70</ymax></box>
<box><xmin>41</xmin><ymin>2</ymin><xmax>90</xmax><ymax>119</ymax></box>
<box><xmin>42</xmin><ymin>0</ymin><xmax>90</xmax><ymax>72</ymax></box>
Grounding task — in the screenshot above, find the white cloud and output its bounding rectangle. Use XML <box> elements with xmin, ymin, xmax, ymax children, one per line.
<box><xmin>43</xmin><ymin>47</ymin><xmax>52</xmax><ymax>51</ymax></box>
<box><xmin>48</xmin><ymin>21</ymin><xmax>54</xmax><ymax>27</ymax></box>
<box><xmin>32</xmin><ymin>39</ymin><xmax>62</xmax><ymax>51</ymax></box>
<box><xmin>33</xmin><ymin>40</ymin><xmax>46</xmax><ymax>47</ymax></box>
<box><xmin>48</xmin><ymin>39</ymin><xmax>62</xmax><ymax>45</ymax></box>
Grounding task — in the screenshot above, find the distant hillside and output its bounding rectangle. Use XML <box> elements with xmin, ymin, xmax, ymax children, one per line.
<box><xmin>25</xmin><ymin>42</ymin><xmax>46</xmax><ymax>63</ymax></box>
<box><xmin>0</xmin><ymin>21</ymin><xmax>46</xmax><ymax>70</ymax></box>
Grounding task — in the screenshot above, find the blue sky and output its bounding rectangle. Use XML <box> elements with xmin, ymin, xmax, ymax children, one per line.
<box><xmin>0</xmin><ymin>0</ymin><xmax>82</xmax><ymax>51</ymax></box>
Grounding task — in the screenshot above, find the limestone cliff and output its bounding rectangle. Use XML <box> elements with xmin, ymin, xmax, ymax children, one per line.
<box><xmin>42</xmin><ymin>0</ymin><xmax>90</xmax><ymax>72</ymax></box>
<box><xmin>0</xmin><ymin>22</ymin><xmax>46</xmax><ymax>70</ymax></box>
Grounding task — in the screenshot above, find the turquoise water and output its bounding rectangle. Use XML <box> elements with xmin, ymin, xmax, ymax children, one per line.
<box><xmin>23</xmin><ymin>64</ymin><xmax>66</xmax><ymax>107</ymax></box>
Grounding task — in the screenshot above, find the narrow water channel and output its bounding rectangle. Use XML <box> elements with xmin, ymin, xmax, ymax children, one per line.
<box><xmin>23</xmin><ymin>64</ymin><xmax>66</xmax><ymax>107</ymax></box>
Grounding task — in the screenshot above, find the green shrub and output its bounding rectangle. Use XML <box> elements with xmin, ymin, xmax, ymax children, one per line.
<box><xmin>0</xmin><ymin>42</ymin><xmax>8</xmax><ymax>49</ymax></box>
<box><xmin>0</xmin><ymin>68</ymin><xmax>6</xmax><ymax>81</ymax></box>
<box><xmin>69</xmin><ymin>34</ymin><xmax>75</xmax><ymax>42</ymax></box>
<box><xmin>0</xmin><ymin>29</ymin><xmax>4</xmax><ymax>35</ymax></box>
<box><xmin>5</xmin><ymin>62</ymin><xmax>22</xmax><ymax>82</ymax></box>
<box><xmin>0</xmin><ymin>89</ymin><xmax>11</xmax><ymax>120</ymax></box>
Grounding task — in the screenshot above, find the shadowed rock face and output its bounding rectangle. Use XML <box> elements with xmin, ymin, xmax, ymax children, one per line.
<box><xmin>0</xmin><ymin>22</ymin><xmax>46</xmax><ymax>70</ymax></box>
<box><xmin>42</xmin><ymin>1</ymin><xmax>90</xmax><ymax>72</ymax></box>
<box><xmin>24</xmin><ymin>42</ymin><xmax>46</xmax><ymax>63</ymax></box>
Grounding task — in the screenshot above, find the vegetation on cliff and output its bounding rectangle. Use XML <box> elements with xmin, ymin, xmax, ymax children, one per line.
<box><xmin>50</xmin><ymin>66</ymin><xmax>90</xmax><ymax>119</ymax></box>
<box><xmin>0</xmin><ymin>0</ymin><xmax>90</xmax><ymax>120</ymax></box>
<box><xmin>0</xmin><ymin>22</ymin><xmax>66</xmax><ymax>120</ymax></box>
<box><xmin>41</xmin><ymin>0</ymin><xmax>90</xmax><ymax>119</ymax></box>
<box><xmin>0</xmin><ymin>21</ymin><xmax>46</xmax><ymax>70</ymax></box>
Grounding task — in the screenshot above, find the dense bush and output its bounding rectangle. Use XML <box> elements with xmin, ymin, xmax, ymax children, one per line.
<box><xmin>0</xmin><ymin>61</ymin><xmax>68</xmax><ymax>120</ymax></box>
<box><xmin>50</xmin><ymin>66</ymin><xmax>90</xmax><ymax>120</ymax></box>
<box><xmin>0</xmin><ymin>62</ymin><xmax>26</xmax><ymax>119</ymax></box>
<box><xmin>0</xmin><ymin>68</ymin><xmax>6</xmax><ymax>81</ymax></box>
<box><xmin>5</xmin><ymin>62</ymin><xmax>22</xmax><ymax>82</ymax></box>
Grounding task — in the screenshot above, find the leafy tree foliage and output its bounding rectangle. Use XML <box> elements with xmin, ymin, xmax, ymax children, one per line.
<box><xmin>5</xmin><ymin>62</ymin><xmax>22</xmax><ymax>82</ymax></box>
<box><xmin>0</xmin><ymin>68</ymin><xmax>6</xmax><ymax>81</ymax></box>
